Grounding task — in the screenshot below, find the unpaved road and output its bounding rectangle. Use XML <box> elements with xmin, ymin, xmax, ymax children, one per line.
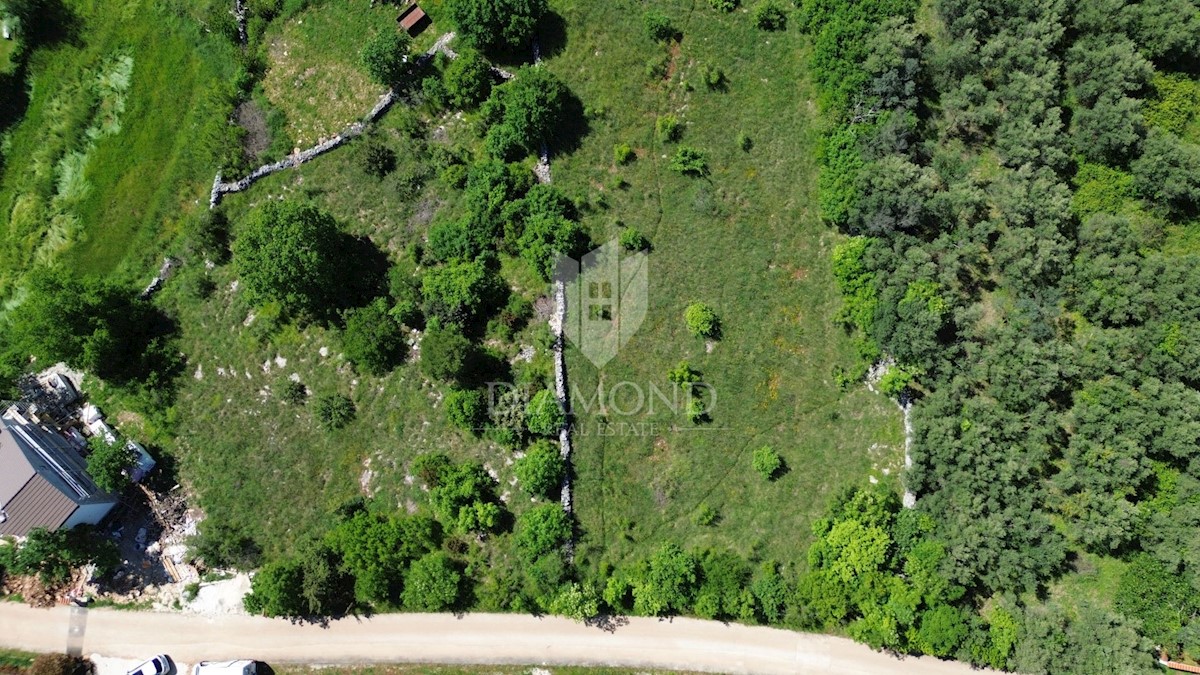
<box><xmin>0</xmin><ymin>603</ymin><xmax>990</xmax><ymax>674</ymax></box>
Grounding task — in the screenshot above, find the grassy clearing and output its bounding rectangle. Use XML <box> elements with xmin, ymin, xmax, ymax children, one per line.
<box><xmin>538</xmin><ymin>1</ymin><xmax>903</xmax><ymax>570</ymax></box>
<box><xmin>153</xmin><ymin>0</ymin><xmax>901</xmax><ymax>572</ymax></box>
<box><xmin>0</xmin><ymin>0</ymin><xmax>239</xmax><ymax>299</ymax></box>
<box><xmin>157</xmin><ymin>112</ymin><xmax>553</xmax><ymax>558</ymax></box>
<box><xmin>261</xmin><ymin>3</ymin><xmax>405</xmax><ymax>147</ymax></box>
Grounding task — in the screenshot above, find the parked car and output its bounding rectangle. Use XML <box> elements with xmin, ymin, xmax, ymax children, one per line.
<box><xmin>191</xmin><ymin>660</ymin><xmax>257</xmax><ymax>675</ymax></box>
<box><xmin>126</xmin><ymin>656</ymin><xmax>172</xmax><ymax>675</ymax></box>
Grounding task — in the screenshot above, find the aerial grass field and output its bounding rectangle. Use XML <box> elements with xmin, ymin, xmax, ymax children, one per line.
<box><xmin>137</xmin><ymin>0</ymin><xmax>902</xmax><ymax>569</ymax></box>
<box><xmin>0</xmin><ymin>0</ymin><xmax>238</xmax><ymax>301</ymax></box>
<box><xmin>1</xmin><ymin>0</ymin><xmax>900</xmax><ymax>593</ymax></box>
<box><xmin>540</xmin><ymin>1</ymin><xmax>903</xmax><ymax>570</ymax></box>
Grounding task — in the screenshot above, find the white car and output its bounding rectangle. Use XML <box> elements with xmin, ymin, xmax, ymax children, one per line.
<box><xmin>191</xmin><ymin>661</ymin><xmax>257</xmax><ymax>675</ymax></box>
<box><xmin>126</xmin><ymin>656</ymin><xmax>172</xmax><ymax>675</ymax></box>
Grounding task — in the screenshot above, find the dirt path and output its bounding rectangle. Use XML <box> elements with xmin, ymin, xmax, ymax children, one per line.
<box><xmin>0</xmin><ymin>604</ymin><xmax>991</xmax><ymax>675</ymax></box>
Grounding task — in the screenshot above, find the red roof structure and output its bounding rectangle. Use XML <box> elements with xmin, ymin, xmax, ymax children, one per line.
<box><xmin>398</xmin><ymin>4</ymin><xmax>429</xmax><ymax>36</ymax></box>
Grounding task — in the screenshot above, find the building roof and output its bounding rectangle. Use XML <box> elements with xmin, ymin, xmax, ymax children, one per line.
<box><xmin>0</xmin><ymin>406</ymin><xmax>115</xmax><ymax>537</ymax></box>
<box><xmin>398</xmin><ymin>5</ymin><xmax>428</xmax><ymax>35</ymax></box>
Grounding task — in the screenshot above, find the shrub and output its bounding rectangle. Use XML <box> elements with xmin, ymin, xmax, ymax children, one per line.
<box><xmin>403</xmin><ymin>552</ymin><xmax>461</xmax><ymax>611</ymax></box>
<box><xmin>693</xmin><ymin>503</ymin><xmax>719</xmax><ymax>526</ymax></box>
<box><xmin>444</xmin><ymin>48</ymin><xmax>495</xmax><ymax>109</ymax></box>
<box><xmin>440</xmin><ymin>163</ymin><xmax>468</xmax><ymax>189</ymax></box>
<box><xmin>752</xmin><ymin>0</ymin><xmax>787</xmax><ymax>30</ymax></box>
<box><xmin>645</xmin><ymin>54</ymin><xmax>671</xmax><ymax>80</ymax></box>
<box><xmin>516</xmin><ymin>440</ymin><xmax>566</xmax><ymax>498</ymax></box>
<box><xmin>525</xmin><ymin>389</ymin><xmax>564</xmax><ymax>436</ymax></box>
<box><xmin>516</xmin><ymin>504</ymin><xmax>573</xmax><ymax>560</ymax></box>
<box><xmin>752</xmin><ymin>445</ymin><xmax>783</xmax><ymax>480</ymax></box>
<box><xmin>701</xmin><ymin>65</ymin><xmax>726</xmax><ymax>90</ymax></box>
<box><xmin>517</xmin><ymin>212</ymin><xmax>588</xmax><ymax>281</ymax></box>
<box><xmin>686</xmin><ymin>398</ymin><xmax>709</xmax><ymax>425</ymax></box>
<box><xmin>684</xmin><ymin>302</ymin><xmax>720</xmax><ymax>338</ymax></box>
<box><xmin>358</xmin><ymin>137</ymin><xmax>396</xmax><ymax>178</ymax></box>
<box><xmin>737</xmin><ymin>132</ymin><xmax>753</xmax><ymax>152</ymax></box>
<box><xmin>878</xmin><ymin>365</ymin><xmax>916</xmax><ymax>398</ymax></box>
<box><xmin>361</xmin><ymin>31</ymin><xmax>412</xmax><ymax>86</ymax></box>
<box><xmin>316</xmin><ymin>394</ymin><xmax>356</xmax><ymax>430</ymax></box>
<box><xmin>614</xmin><ymin>142</ymin><xmax>635</xmax><ymax>165</ymax></box>
<box><xmin>643</xmin><ymin>11</ymin><xmax>676</xmax><ymax>42</ymax></box>
<box><xmin>619</xmin><ymin>227</ymin><xmax>649</xmax><ymax>251</ymax></box>
<box><xmin>709</xmin><ymin>0</ymin><xmax>738</xmax><ymax>11</ymax></box>
<box><xmin>86</xmin><ymin>436</ymin><xmax>136</xmax><ymax>494</ymax></box>
<box><xmin>669</xmin><ymin>146</ymin><xmax>708</xmax><ymax>176</ymax></box>
<box><xmin>656</xmin><ymin>114</ymin><xmax>682</xmax><ymax>142</ymax></box>
<box><xmin>422</xmin><ymin>259</ymin><xmax>501</xmax><ymax>325</ymax></box>
<box><xmin>341</xmin><ymin>297</ymin><xmax>406</xmax><ymax>375</ymax></box>
<box><xmin>668</xmin><ymin>360</ymin><xmax>701</xmax><ymax>387</ymax></box>
<box><xmin>445</xmin><ymin>388</ymin><xmax>486</xmax><ymax>434</ymax></box>
<box><xmin>420</xmin><ymin>323</ymin><xmax>471</xmax><ymax>381</ymax></box>
<box><xmin>281</xmin><ymin>380</ymin><xmax>307</xmax><ymax>405</ymax></box>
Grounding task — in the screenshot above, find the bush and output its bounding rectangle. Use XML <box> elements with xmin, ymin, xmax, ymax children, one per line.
<box><xmin>361</xmin><ymin>31</ymin><xmax>412</xmax><ymax>86</ymax></box>
<box><xmin>281</xmin><ymin>380</ymin><xmax>307</xmax><ymax>405</ymax></box>
<box><xmin>420</xmin><ymin>323</ymin><xmax>472</xmax><ymax>381</ymax></box>
<box><xmin>701</xmin><ymin>65</ymin><xmax>726</xmax><ymax>90</ymax></box>
<box><xmin>518</xmin><ymin>212</ymin><xmax>588</xmax><ymax>280</ymax></box>
<box><xmin>737</xmin><ymin>132</ymin><xmax>753</xmax><ymax>152</ymax></box>
<box><xmin>86</xmin><ymin>436</ymin><xmax>136</xmax><ymax>494</ymax></box>
<box><xmin>643</xmin><ymin>11</ymin><xmax>676</xmax><ymax>42</ymax></box>
<box><xmin>403</xmin><ymin>551</ymin><xmax>462</xmax><ymax>611</ymax></box>
<box><xmin>684</xmin><ymin>302</ymin><xmax>720</xmax><ymax>338</ymax></box>
<box><xmin>619</xmin><ymin>227</ymin><xmax>649</xmax><ymax>251</ymax></box>
<box><xmin>669</xmin><ymin>146</ymin><xmax>708</xmax><ymax>176</ymax></box>
<box><xmin>656</xmin><ymin>114</ymin><xmax>682</xmax><ymax>142</ymax></box>
<box><xmin>752</xmin><ymin>0</ymin><xmax>787</xmax><ymax>30</ymax></box>
<box><xmin>445</xmin><ymin>388</ymin><xmax>486</xmax><ymax>434</ymax></box>
<box><xmin>525</xmin><ymin>388</ymin><xmax>564</xmax><ymax>436</ymax></box>
<box><xmin>516</xmin><ymin>439</ymin><xmax>566</xmax><ymax>498</ymax></box>
<box><xmin>709</xmin><ymin>0</ymin><xmax>738</xmax><ymax>11</ymax></box>
<box><xmin>341</xmin><ymin>297</ymin><xmax>406</xmax><ymax>375</ymax></box>
<box><xmin>358</xmin><ymin>137</ymin><xmax>396</xmax><ymax>178</ymax></box>
<box><xmin>668</xmin><ymin>360</ymin><xmax>701</xmax><ymax>387</ymax></box>
<box><xmin>422</xmin><ymin>259</ymin><xmax>501</xmax><ymax>325</ymax></box>
<box><xmin>752</xmin><ymin>446</ymin><xmax>783</xmax><ymax>480</ymax></box>
<box><xmin>693</xmin><ymin>502</ymin><xmax>719</xmax><ymax>526</ymax></box>
<box><xmin>316</xmin><ymin>394</ymin><xmax>356</xmax><ymax>430</ymax></box>
<box><xmin>516</xmin><ymin>504</ymin><xmax>573</xmax><ymax>560</ymax></box>
<box><xmin>445</xmin><ymin>48</ymin><xmax>495</xmax><ymax>109</ymax></box>
<box><xmin>614</xmin><ymin>142</ymin><xmax>635</xmax><ymax>165</ymax></box>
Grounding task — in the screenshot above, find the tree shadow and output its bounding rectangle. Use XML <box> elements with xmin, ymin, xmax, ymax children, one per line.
<box><xmin>536</xmin><ymin>11</ymin><xmax>568</xmax><ymax>61</ymax></box>
<box><xmin>550</xmin><ymin>87</ymin><xmax>589</xmax><ymax>158</ymax></box>
<box><xmin>329</xmin><ymin>233</ymin><xmax>391</xmax><ymax>323</ymax></box>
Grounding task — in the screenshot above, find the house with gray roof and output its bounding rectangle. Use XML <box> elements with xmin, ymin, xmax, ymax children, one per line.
<box><xmin>0</xmin><ymin>405</ymin><xmax>118</xmax><ymax>537</ymax></box>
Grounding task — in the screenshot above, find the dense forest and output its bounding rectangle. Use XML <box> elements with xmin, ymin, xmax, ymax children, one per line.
<box><xmin>818</xmin><ymin>0</ymin><xmax>1200</xmax><ymax>670</ymax></box>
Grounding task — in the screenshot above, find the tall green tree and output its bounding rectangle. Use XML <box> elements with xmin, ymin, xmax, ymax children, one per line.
<box><xmin>445</xmin><ymin>0</ymin><xmax>548</xmax><ymax>52</ymax></box>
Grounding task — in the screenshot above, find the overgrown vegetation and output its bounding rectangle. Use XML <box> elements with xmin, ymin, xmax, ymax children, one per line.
<box><xmin>808</xmin><ymin>0</ymin><xmax>1200</xmax><ymax>669</ymax></box>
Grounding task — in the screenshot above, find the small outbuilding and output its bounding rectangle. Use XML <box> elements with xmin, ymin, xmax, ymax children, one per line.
<box><xmin>398</xmin><ymin>4</ymin><xmax>429</xmax><ymax>37</ymax></box>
